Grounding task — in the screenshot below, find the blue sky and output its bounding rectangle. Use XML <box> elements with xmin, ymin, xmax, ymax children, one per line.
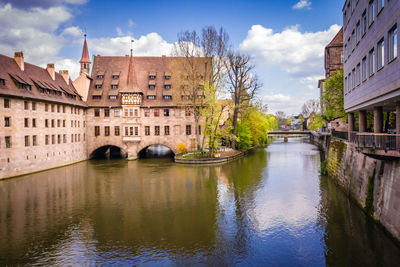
<box><xmin>0</xmin><ymin>0</ymin><xmax>344</xmax><ymax>115</ymax></box>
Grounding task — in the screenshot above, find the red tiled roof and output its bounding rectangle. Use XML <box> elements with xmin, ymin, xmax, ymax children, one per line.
<box><xmin>0</xmin><ymin>54</ymin><xmax>86</xmax><ymax>107</ymax></box>
<box><xmin>87</xmin><ymin>55</ymin><xmax>209</xmax><ymax>107</ymax></box>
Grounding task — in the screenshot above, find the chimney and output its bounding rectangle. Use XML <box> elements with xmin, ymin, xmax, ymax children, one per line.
<box><xmin>46</xmin><ymin>64</ymin><xmax>55</xmax><ymax>80</ymax></box>
<box><xmin>14</xmin><ymin>52</ymin><xmax>24</xmax><ymax>71</ymax></box>
<box><xmin>59</xmin><ymin>70</ymin><xmax>69</xmax><ymax>85</ymax></box>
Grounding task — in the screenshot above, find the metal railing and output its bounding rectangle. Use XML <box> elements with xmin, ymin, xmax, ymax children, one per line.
<box><xmin>355</xmin><ymin>133</ymin><xmax>400</xmax><ymax>151</ymax></box>
<box><xmin>333</xmin><ymin>130</ymin><xmax>400</xmax><ymax>152</ymax></box>
<box><xmin>332</xmin><ymin>130</ymin><xmax>348</xmax><ymax>140</ymax></box>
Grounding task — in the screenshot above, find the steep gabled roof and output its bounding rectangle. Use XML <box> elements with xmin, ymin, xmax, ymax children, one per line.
<box><xmin>80</xmin><ymin>35</ymin><xmax>91</xmax><ymax>63</ymax></box>
<box><xmin>327</xmin><ymin>27</ymin><xmax>343</xmax><ymax>47</ymax></box>
<box><xmin>0</xmin><ymin>54</ymin><xmax>86</xmax><ymax>107</ymax></box>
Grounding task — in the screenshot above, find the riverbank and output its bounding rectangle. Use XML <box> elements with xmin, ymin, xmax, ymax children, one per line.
<box><xmin>323</xmin><ymin>138</ymin><xmax>400</xmax><ymax>243</ymax></box>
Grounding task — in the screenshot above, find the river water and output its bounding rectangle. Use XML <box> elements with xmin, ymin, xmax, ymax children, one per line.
<box><xmin>1</xmin><ymin>138</ymin><xmax>399</xmax><ymax>266</ymax></box>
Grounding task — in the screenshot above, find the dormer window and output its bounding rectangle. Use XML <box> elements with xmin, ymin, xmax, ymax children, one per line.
<box><xmin>149</xmin><ymin>85</ymin><xmax>155</xmax><ymax>89</ymax></box>
<box><xmin>95</xmin><ymin>80</ymin><xmax>103</xmax><ymax>89</ymax></box>
<box><xmin>17</xmin><ymin>82</ymin><xmax>31</xmax><ymax>91</ymax></box>
<box><xmin>0</xmin><ymin>78</ymin><xmax>5</xmax><ymax>87</ymax></box>
<box><xmin>111</xmin><ymin>79</ymin><xmax>119</xmax><ymax>89</ymax></box>
<box><xmin>164</xmin><ymin>84</ymin><xmax>171</xmax><ymax>89</ymax></box>
<box><xmin>10</xmin><ymin>74</ymin><xmax>32</xmax><ymax>91</ymax></box>
<box><xmin>164</xmin><ymin>72</ymin><xmax>171</xmax><ymax>80</ymax></box>
<box><xmin>149</xmin><ymin>72</ymin><xmax>156</xmax><ymax>80</ymax></box>
<box><xmin>112</xmin><ymin>71</ymin><xmax>120</xmax><ymax>79</ymax></box>
<box><xmin>163</xmin><ymin>95</ymin><xmax>172</xmax><ymax>100</ymax></box>
<box><xmin>97</xmin><ymin>71</ymin><xmax>105</xmax><ymax>79</ymax></box>
<box><xmin>147</xmin><ymin>95</ymin><xmax>156</xmax><ymax>100</ymax></box>
<box><xmin>92</xmin><ymin>95</ymin><xmax>101</xmax><ymax>100</ymax></box>
<box><xmin>165</xmin><ymin>75</ymin><xmax>171</xmax><ymax>80</ymax></box>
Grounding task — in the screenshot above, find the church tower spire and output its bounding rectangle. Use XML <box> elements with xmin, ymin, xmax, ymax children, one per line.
<box><xmin>79</xmin><ymin>34</ymin><xmax>91</xmax><ymax>75</ymax></box>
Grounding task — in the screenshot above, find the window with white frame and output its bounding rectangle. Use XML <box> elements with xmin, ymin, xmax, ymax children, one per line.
<box><xmin>369</xmin><ymin>0</ymin><xmax>376</xmax><ymax>25</ymax></box>
<box><xmin>378</xmin><ymin>0</ymin><xmax>384</xmax><ymax>12</ymax></box>
<box><xmin>362</xmin><ymin>56</ymin><xmax>367</xmax><ymax>81</ymax></box>
<box><xmin>377</xmin><ymin>38</ymin><xmax>384</xmax><ymax>69</ymax></box>
<box><xmin>388</xmin><ymin>25</ymin><xmax>397</xmax><ymax>61</ymax></box>
<box><xmin>362</xmin><ymin>10</ymin><xmax>367</xmax><ymax>36</ymax></box>
<box><xmin>369</xmin><ymin>48</ymin><xmax>376</xmax><ymax>76</ymax></box>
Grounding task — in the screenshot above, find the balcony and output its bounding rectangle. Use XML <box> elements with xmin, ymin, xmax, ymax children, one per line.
<box><xmin>123</xmin><ymin>136</ymin><xmax>141</xmax><ymax>142</ymax></box>
<box><xmin>332</xmin><ymin>130</ymin><xmax>400</xmax><ymax>158</ymax></box>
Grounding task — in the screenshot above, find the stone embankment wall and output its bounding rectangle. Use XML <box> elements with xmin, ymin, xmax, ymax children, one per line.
<box><xmin>326</xmin><ymin>140</ymin><xmax>400</xmax><ymax>241</ymax></box>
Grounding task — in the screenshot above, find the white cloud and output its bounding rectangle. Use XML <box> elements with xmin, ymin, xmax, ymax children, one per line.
<box><xmin>128</xmin><ymin>19</ymin><xmax>135</xmax><ymax>28</ymax></box>
<box><xmin>62</xmin><ymin>26</ymin><xmax>83</xmax><ymax>37</ymax></box>
<box><xmin>53</xmin><ymin>58</ymin><xmax>81</xmax><ymax>81</ymax></box>
<box><xmin>88</xmin><ymin>32</ymin><xmax>173</xmax><ymax>57</ymax></box>
<box><xmin>8</xmin><ymin>0</ymin><xmax>88</xmax><ymax>9</ymax></box>
<box><xmin>263</xmin><ymin>94</ymin><xmax>306</xmax><ymax>115</ymax></box>
<box><xmin>240</xmin><ymin>24</ymin><xmax>341</xmax><ymax>78</ymax></box>
<box><xmin>0</xmin><ymin>3</ymin><xmax>175</xmax><ymax>80</ymax></box>
<box><xmin>116</xmin><ymin>27</ymin><xmax>124</xmax><ymax>36</ymax></box>
<box><xmin>0</xmin><ymin>3</ymin><xmax>74</xmax><ymax>63</ymax></box>
<box><xmin>292</xmin><ymin>0</ymin><xmax>312</xmax><ymax>10</ymax></box>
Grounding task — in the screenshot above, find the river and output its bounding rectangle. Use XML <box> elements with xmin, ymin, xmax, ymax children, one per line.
<box><xmin>0</xmin><ymin>138</ymin><xmax>399</xmax><ymax>266</ymax></box>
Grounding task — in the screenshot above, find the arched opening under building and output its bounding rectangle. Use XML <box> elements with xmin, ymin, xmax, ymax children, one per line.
<box><xmin>138</xmin><ymin>144</ymin><xmax>175</xmax><ymax>159</ymax></box>
<box><xmin>90</xmin><ymin>145</ymin><xmax>127</xmax><ymax>160</ymax></box>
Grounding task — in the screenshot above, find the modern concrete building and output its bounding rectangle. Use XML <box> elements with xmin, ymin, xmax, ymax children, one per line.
<box><xmin>0</xmin><ymin>52</ymin><xmax>87</xmax><ymax>178</ymax></box>
<box><xmin>343</xmin><ymin>0</ymin><xmax>400</xmax><ymax>152</ymax></box>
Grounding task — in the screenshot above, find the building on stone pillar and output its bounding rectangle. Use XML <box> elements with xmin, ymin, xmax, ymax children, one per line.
<box><xmin>342</xmin><ymin>0</ymin><xmax>400</xmax><ymax>152</ymax></box>
<box><xmin>0</xmin><ymin>52</ymin><xmax>87</xmax><ymax>179</ymax></box>
<box><xmin>77</xmin><ymin>39</ymin><xmax>207</xmax><ymax>159</ymax></box>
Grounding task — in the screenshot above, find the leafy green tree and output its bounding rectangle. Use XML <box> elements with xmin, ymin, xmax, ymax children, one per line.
<box><xmin>308</xmin><ymin>113</ymin><xmax>325</xmax><ymax>131</ymax></box>
<box><xmin>322</xmin><ymin>69</ymin><xmax>346</xmax><ymax>122</ymax></box>
<box><xmin>200</xmin><ymin>83</ymin><xmax>231</xmax><ymax>157</ymax></box>
<box><xmin>236</xmin><ymin>121</ymin><xmax>253</xmax><ymax>150</ymax></box>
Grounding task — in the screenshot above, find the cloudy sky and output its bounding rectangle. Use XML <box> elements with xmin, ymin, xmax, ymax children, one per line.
<box><xmin>0</xmin><ymin>0</ymin><xmax>343</xmax><ymax>115</ymax></box>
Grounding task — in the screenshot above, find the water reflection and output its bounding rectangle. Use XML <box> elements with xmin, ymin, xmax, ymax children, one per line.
<box><xmin>0</xmin><ymin>138</ymin><xmax>399</xmax><ymax>266</ymax></box>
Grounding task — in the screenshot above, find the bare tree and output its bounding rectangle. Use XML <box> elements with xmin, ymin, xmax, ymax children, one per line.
<box><xmin>301</xmin><ymin>99</ymin><xmax>320</xmax><ymax>130</ymax></box>
<box><xmin>225</xmin><ymin>51</ymin><xmax>261</xmax><ymax>148</ymax></box>
<box><xmin>275</xmin><ymin>111</ymin><xmax>287</xmax><ymax>126</ymax></box>
<box><xmin>173</xmin><ymin>26</ymin><xmax>229</xmax><ymax>151</ymax></box>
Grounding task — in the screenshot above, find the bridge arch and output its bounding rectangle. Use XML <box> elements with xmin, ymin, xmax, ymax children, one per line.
<box><xmin>90</xmin><ymin>145</ymin><xmax>127</xmax><ymax>159</ymax></box>
<box><xmin>137</xmin><ymin>143</ymin><xmax>176</xmax><ymax>158</ymax></box>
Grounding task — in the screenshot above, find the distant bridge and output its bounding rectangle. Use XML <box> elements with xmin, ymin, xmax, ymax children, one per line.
<box><xmin>268</xmin><ymin>131</ymin><xmax>311</xmax><ymax>135</ymax></box>
<box><xmin>268</xmin><ymin>131</ymin><xmax>312</xmax><ymax>142</ymax></box>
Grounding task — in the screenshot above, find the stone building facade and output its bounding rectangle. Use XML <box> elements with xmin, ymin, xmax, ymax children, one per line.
<box><xmin>85</xmin><ymin>55</ymin><xmax>202</xmax><ymax>159</ymax></box>
<box><xmin>0</xmin><ymin>52</ymin><xmax>87</xmax><ymax>179</ymax></box>
<box><xmin>1</xmin><ymin>37</ymin><xmax>206</xmax><ymax>178</ymax></box>
<box><xmin>343</xmin><ymin>0</ymin><xmax>400</xmax><ymax>136</ymax></box>
<box><xmin>318</xmin><ymin>27</ymin><xmax>347</xmax><ymax>131</ymax></box>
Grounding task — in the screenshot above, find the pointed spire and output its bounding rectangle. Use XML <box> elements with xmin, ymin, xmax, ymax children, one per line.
<box><xmin>80</xmin><ymin>34</ymin><xmax>90</xmax><ymax>63</ymax></box>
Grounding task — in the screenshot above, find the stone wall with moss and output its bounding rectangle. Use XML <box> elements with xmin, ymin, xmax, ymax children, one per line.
<box><xmin>326</xmin><ymin>139</ymin><xmax>400</xmax><ymax>242</ymax></box>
